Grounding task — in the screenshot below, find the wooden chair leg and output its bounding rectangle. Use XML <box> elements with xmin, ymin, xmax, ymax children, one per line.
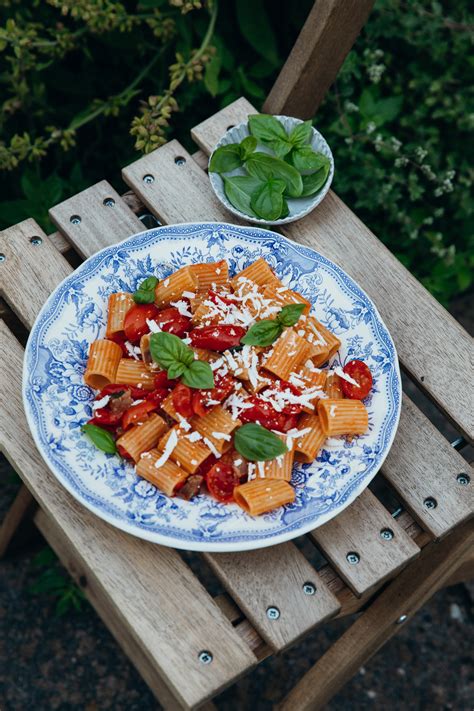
<box><xmin>0</xmin><ymin>483</ymin><xmax>36</xmax><ymax>558</ymax></box>
<box><xmin>278</xmin><ymin>519</ymin><xmax>474</xmax><ymax>711</ymax></box>
<box><xmin>263</xmin><ymin>0</ymin><xmax>375</xmax><ymax>119</ymax></box>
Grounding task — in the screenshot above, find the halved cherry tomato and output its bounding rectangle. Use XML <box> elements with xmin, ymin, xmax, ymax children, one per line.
<box><xmin>240</xmin><ymin>395</ymin><xmax>299</xmax><ymax>432</ymax></box>
<box><xmin>154</xmin><ymin>371</ymin><xmax>176</xmax><ymax>390</ymax></box>
<box><xmin>107</xmin><ymin>331</ymin><xmax>129</xmax><ymax>356</ymax></box>
<box><xmin>96</xmin><ymin>384</ymin><xmax>130</xmax><ymax>399</ymax></box>
<box><xmin>189</xmin><ymin>325</ymin><xmax>246</xmax><ymax>351</ymax></box>
<box><xmin>122</xmin><ymin>400</ymin><xmax>157</xmax><ymax>430</ymax></box>
<box><xmin>341</xmin><ymin>360</ymin><xmax>373</xmax><ymax>400</ymax></box>
<box><xmin>172</xmin><ymin>383</ymin><xmax>194</xmax><ymax>418</ymax></box>
<box><xmin>206</xmin><ymin>462</ymin><xmax>241</xmax><ymax>503</ymax></box>
<box><xmin>145</xmin><ymin>388</ymin><xmax>168</xmax><ymax>407</ymax></box>
<box><xmin>124</xmin><ymin>304</ymin><xmax>160</xmax><ymax>342</ymax></box>
<box><xmin>196</xmin><ymin>454</ymin><xmax>218</xmax><ymax>478</ymax></box>
<box><xmin>207</xmin><ymin>289</ymin><xmax>235</xmax><ymax>306</ymax></box>
<box><xmin>192</xmin><ymin>374</ymin><xmax>235</xmax><ymax>417</ymax></box>
<box><xmin>156</xmin><ymin>307</ymin><xmax>191</xmax><ymax>337</ymax></box>
<box><xmin>86</xmin><ymin>415</ymin><xmax>119</xmax><ymax>432</ymax></box>
<box><xmin>268</xmin><ymin>380</ymin><xmax>303</xmax><ymax>415</ymax></box>
<box><xmin>117</xmin><ymin>443</ymin><xmax>133</xmax><ymax>460</ymax></box>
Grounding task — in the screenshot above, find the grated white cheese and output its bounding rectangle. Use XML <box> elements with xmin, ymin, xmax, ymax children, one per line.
<box><xmin>185</xmin><ymin>431</ymin><xmax>202</xmax><ymax>442</ymax></box>
<box><xmin>257</xmin><ymin>461</ymin><xmax>266</xmax><ymax>478</ymax></box>
<box><xmin>92</xmin><ymin>395</ymin><xmax>111</xmax><ymax>411</ymax></box>
<box><xmin>171</xmin><ymin>299</ymin><xmax>193</xmax><ymax>317</ymax></box>
<box><xmin>332</xmin><ymin>366</ymin><xmax>360</xmax><ymax>387</ymax></box>
<box><xmin>203</xmin><ymin>437</ymin><xmax>221</xmax><ymax>458</ymax></box>
<box><xmin>146</xmin><ymin>318</ymin><xmax>162</xmax><ymax>333</ymax></box>
<box><xmin>191</xmin><ymin>459</ymin><xmax>198</xmax><ymax>466</ymax></box>
<box><xmin>182</xmin><ymin>291</ymin><xmax>195</xmax><ymax>299</ymax></box>
<box><xmin>211</xmin><ymin>431</ymin><xmax>231</xmax><ymax>441</ymax></box>
<box><xmin>329</xmin><ymin>404</ymin><xmax>337</xmax><ymax>418</ymax></box>
<box><xmin>154</xmin><ymin>429</ymin><xmax>178</xmax><ymax>468</ymax></box>
<box><xmin>124</xmin><ymin>340</ymin><xmax>140</xmax><ymax>360</ymax></box>
<box><xmin>163</xmin><ymin>278</ymin><xmax>170</xmax><ymax>287</ymax></box>
<box><xmin>234</xmin><ymin>458</ymin><xmax>243</xmax><ymax>466</ymax></box>
<box><xmin>177</xmin><ymin>415</ymin><xmax>191</xmax><ymax>431</ymax></box>
<box><xmin>247</xmin><ymin>462</ymin><xmax>256</xmax><ymax>481</ymax></box>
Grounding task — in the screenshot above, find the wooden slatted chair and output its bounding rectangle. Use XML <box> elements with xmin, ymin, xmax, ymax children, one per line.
<box><xmin>1</xmin><ymin>2</ymin><xmax>472</xmax><ymax>708</ymax></box>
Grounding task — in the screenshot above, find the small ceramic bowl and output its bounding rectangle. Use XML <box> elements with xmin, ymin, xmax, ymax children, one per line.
<box><xmin>208</xmin><ymin>115</ymin><xmax>334</xmax><ymax>225</ymax></box>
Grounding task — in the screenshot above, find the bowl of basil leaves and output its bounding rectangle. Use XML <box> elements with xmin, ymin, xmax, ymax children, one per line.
<box><xmin>208</xmin><ymin>114</ymin><xmax>334</xmax><ymax>224</ymax></box>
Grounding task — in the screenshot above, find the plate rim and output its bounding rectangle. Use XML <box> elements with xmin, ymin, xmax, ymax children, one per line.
<box><xmin>22</xmin><ymin>221</ymin><xmax>402</xmax><ymax>552</ymax></box>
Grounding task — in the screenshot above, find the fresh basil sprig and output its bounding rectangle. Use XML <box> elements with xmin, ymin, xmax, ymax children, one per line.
<box><xmin>245</xmin><ymin>152</ymin><xmax>303</xmax><ymax>198</ymax></box>
<box><xmin>234</xmin><ymin>423</ymin><xmax>288</xmax><ymax>461</ymax></box>
<box><xmin>209</xmin><ymin>136</ymin><xmax>258</xmax><ymax>173</ymax></box>
<box><xmin>289</xmin><ymin>147</ymin><xmax>330</xmax><ymax>174</ymax></box>
<box><xmin>82</xmin><ymin>424</ymin><xmax>117</xmax><ymax>454</ymax></box>
<box><xmin>241</xmin><ymin>303</ymin><xmax>306</xmax><ymax>347</ymax></box>
<box><xmin>149</xmin><ymin>332</ymin><xmax>214</xmax><ymax>389</ymax></box>
<box><xmin>250</xmin><ymin>178</ymin><xmax>286</xmax><ymax>221</ymax></box>
<box><xmin>133</xmin><ymin>276</ymin><xmax>158</xmax><ymax>304</ymax></box>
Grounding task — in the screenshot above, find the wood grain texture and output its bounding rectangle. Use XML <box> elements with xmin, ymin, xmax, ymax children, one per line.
<box><xmin>383</xmin><ymin>396</ymin><xmax>473</xmax><ymax>539</ymax></box>
<box><xmin>263</xmin><ymin>0</ymin><xmax>375</xmax><ymax>118</ymax></box>
<box><xmin>203</xmin><ymin>543</ymin><xmax>340</xmax><ymax>651</ymax></box>
<box><xmin>191</xmin><ymin>98</ymin><xmax>474</xmax><ymax>442</ymax></box>
<box><xmin>0</xmin><ymin>323</ymin><xmax>256</xmax><ymax>709</ymax></box>
<box><xmin>49</xmin><ymin>180</ymin><xmax>142</xmax><ymax>259</ymax></box>
<box><xmin>122</xmin><ymin>140</ymin><xmax>241</xmax><ymax>225</ymax></box>
<box><xmin>279</xmin><ymin>519</ymin><xmax>474</xmax><ymax>711</ymax></box>
<box><xmin>310</xmin><ymin>489</ymin><xmax>420</xmax><ymax>597</ymax></box>
<box><xmin>0</xmin><ymin>483</ymin><xmax>35</xmax><ymax>558</ymax></box>
<box><xmin>0</xmin><ymin>220</ymin><xmax>71</xmax><ymax>328</ymax></box>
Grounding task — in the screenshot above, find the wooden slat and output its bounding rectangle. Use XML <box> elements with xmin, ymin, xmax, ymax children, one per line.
<box><xmin>0</xmin><ymin>322</ymin><xmax>256</xmax><ymax>709</ymax></box>
<box><xmin>203</xmin><ymin>543</ymin><xmax>340</xmax><ymax>651</ymax></box>
<box><xmin>310</xmin><ymin>489</ymin><xmax>419</xmax><ymax>597</ymax></box>
<box><xmin>0</xmin><ymin>220</ymin><xmax>71</xmax><ymax>328</ymax></box>
<box><xmin>263</xmin><ymin>0</ymin><xmax>375</xmax><ymax>119</ymax></box>
<box><xmin>49</xmin><ymin>180</ymin><xmax>143</xmax><ymax>259</ymax></box>
<box><xmin>279</xmin><ymin>518</ymin><xmax>474</xmax><ymax>711</ymax></box>
<box><xmin>191</xmin><ymin>97</ymin><xmax>256</xmax><ymax>154</ymax></box>
<box><xmin>122</xmin><ymin>140</ymin><xmax>242</xmax><ymax>225</ymax></box>
<box><xmin>0</xmin><ymin>483</ymin><xmax>36</xmax><ymax>558</ymax></box>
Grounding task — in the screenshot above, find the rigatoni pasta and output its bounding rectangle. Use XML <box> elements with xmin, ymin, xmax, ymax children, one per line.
<box><xmin>82</xmin><ymin>255</ymin><xmax>374</xmax><ymax>516</ymax></box>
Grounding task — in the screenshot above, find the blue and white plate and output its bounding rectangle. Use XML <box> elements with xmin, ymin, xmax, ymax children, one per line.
<box><xmin>23</xmin><ymin>222</ymin><xmax>401</xmax><ymax>552</ymax></box>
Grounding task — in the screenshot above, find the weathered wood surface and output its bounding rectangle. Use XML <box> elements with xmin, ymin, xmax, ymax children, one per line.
<box><xmin>311</xmin><ymin>489</ymin><xmax>419</xmax><ymax>597</ymax></box>
<box><xmin>49</xmin><ymin>180</ymin><xmax>143</xmax><ymax>259</ymax></box>
<box><xmin>263</xmin><ymin>0</ymin><xmax>375</xmax><ymax>118</ymax></box>
<box><xmin>278</xmin><ymin>519</ymin><xmax>474</xmax><ymax>711</ymax></box>
<box><xmin>191</xmin><ymin>98</ymin><xmax>474</xmax><ymax>443</ymax></box>
<box><xmin>0</xmin><ymin>483</ymin><xmax>35</xmax><ymax>558</ymax></box>
<box><xmin>204</xmin><ymin>543</ymin><xmax>340</xmax><ymax>651</ymax></box>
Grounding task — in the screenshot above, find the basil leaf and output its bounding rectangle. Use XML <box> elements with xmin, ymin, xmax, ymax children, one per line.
<box><xmin>246</xmin><ymin>152</ymin><xmax>303</xmax><ymax>198</ymax></box>
<box><xmin>300</xmin><ymin>163</ymin><xmax>330</xmax><ymax>197</ymax></box>
<box><xmin>150</xmin><ymin>332</ymin><xmax>192</xmax><ymax>370</ymax></box>
<box><xmin>250</xmin><ymin>178</ymin><xmax>286</xmax><ymax>221</ymax></box>
<box><xmin>82</xmin><ymin>424</ymin><xmax>117</xmax><ymax>454</ymax></box>
<box><xmin>289</xmin><ymin>121</ymin><xmax>313</xmax><ymax>147</ymax></box>
<box><xmin>223</xmin><ymin>175</ymin><xmax>262</xmax><ymax>216</ymax></box>
<box><xmin>280</xmin><ymin>198</ymin><xmax>290</xmax><ymax>219</ymax></box>
<box><xmin>234</xmin><ymin>423</ymin><xmax>288</xmax><ymax>461</ymax></box>
<box><xmin>290</xmin><ymin>147</ymin><xmax>330</xmax><ymax>174</ymax></box>
<box><xmin>270</xmin><ymin>138</ymin><xmax>293</xmax><ymax>158</ymax></box>
<box><xmin>209</xmin><ymin>144</ymin><xmax>243</xmax><ymax>173</ymax></box>
<box><xmin>248</xmin><ymin>114</ymin><xmax>287</xmax><ymax>143</ymax></box>
<box><xmin>239</xmin><ymin>135</ymin><xmax>257</xmax><ymax>161</ymax></box>
<box><xmin>133</xmin><ymin>276</ymin><xmax>158</xmax><ymax>303</ymax></box>
<box><xmin>241</xmin><ymin>319</ymin><xmax>282</xmax><ymax>346</ymax></box>
<box><xmin>167</xmin><ymin>362</ymin><xmax>187</xmax><ymax>380</ymax></box>
<box><xmin>181</xmin><ymin>360</ymin><xmax>215</xmax><ymax>389</ymax></box>
<box><xmin>277</xmin><ymin>303</ymin><xmax>306</xmax><ymax>327</ymax></box>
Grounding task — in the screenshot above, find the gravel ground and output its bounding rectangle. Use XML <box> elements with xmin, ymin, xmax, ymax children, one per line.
<box><xmin>1</xmin><ymin>295</ymin><xmax>472</xmax><ymax>710</ymax></box>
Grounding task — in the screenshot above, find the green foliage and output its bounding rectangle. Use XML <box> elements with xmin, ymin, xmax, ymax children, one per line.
<box><xmin>29</xmin><ymin>546</ymin><xmax>86</xmax><ymax>617</ymax></box>
<box><xmin>0</xmin><ymin>0</ymin><xmax>471</xmax><ymax>305</ymax></box>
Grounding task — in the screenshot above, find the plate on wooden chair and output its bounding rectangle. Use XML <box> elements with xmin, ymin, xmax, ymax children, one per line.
<box><xmin>23</xmin><ymin>222</ymin><xmax>401</xmax><ymax>551</ymax></box>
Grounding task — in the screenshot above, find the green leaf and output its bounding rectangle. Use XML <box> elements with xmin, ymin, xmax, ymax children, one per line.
<box><xmin>167</xmin><ymin>362</ymin><xmax>187</xmax><ymax>380</ymax></box>
<box><xmin>181</xmin><ymin>360</ymin><xmax>215</xmax><ymax>389</ymax></box>
<box><xmin>248</xmin><ymin>114</ymin><xmax>287</xmax><ymax>143</ymax></box>
<box><xmin>289</xmin><ymin>121</ymin><xmax>313</xmax><ymax>147</ymax></box>
<box><xmin>245</xmin><ymin>152</ymin><xmax>303</xmax><ymax>198</ymax></box>
<box><xmin>81</xmin><ymin>424</ymin><xmax>117</xmax><ymax>454</ymax></box>
<box><xmin>239</xmin><ymin>135</ymin><xmax>257</xmax><ymax>161</ymax></box>
<box><xmin>209</xmin><ymin>144</ymin><xmax>243</xmax><ymax>173</ymax></box>
<box><xmin>250</xmin><ymin>178</ymin><xmax>286</xmax><ymax>221</ymax></box>
<box><xmin>234</xmin><ymin>423</ymin><xmax>288</xmax><ymax>461</ymax></box>
<box><xmin>280</xmin><ymin>199</ymin><xmax>290</xmax><ymax>219</ymax></box>
<box><xmin>300</xmin><ymin>164</ymin><xmax>330</xmax><ymax>197</ymax></box>
<box><xmin>204</xmin><ymin>52</ymin><xmax>221</xmax><ymax>97</ymax></box>
<box><xmin>223</xmin><ymin>175</ymin><xmax>262</xmax><ymax>216</ymax></box>
<box><xmin>277</xmin><ymin>303</ymin><xmax>306</xmax><ymax>327</ymax></box>
<box><xmin>373</xmin><ymin>96</ymin><xmax>403</xmax><ymax>124</ymax></box>
<box><xmin>241</xmin><ymin>319</ymin><xmax>282</xmax><ymax>347</ymax></box>
<box><xmin>290</xmin><ymin>147</ymin><xmax>330</xmax><ymax>174</ymax></box>
<box><xmin>150</xmin><ymin>332</ymin><xmax>193</xmax><ymax>370</ymax></box>
<box><xmin>270</xmin><ymin>138</ymin><xmax>293</xmax><ymax>158</ymax></box>
<box><xmin>235</xmin><ymin>0</ymin><xmax>279</xmax><ymax>65</ymax></box>
<box><xmin>133</xmin><ymin>275</ymin><xmax>158</xmax><ymax>303</ymax></box>
<box><xmin>237</xmin><ymin>66</ymin><xmax>266</xmax><ymax>100</ymax></box>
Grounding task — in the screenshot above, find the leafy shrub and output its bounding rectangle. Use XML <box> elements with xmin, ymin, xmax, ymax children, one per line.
<box><xmin>0</xmin><ymin>0</ymin><xmax>471</xmax><ymax>305</ymax></box>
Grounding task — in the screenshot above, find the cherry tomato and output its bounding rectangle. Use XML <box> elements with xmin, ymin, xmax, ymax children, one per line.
<box><xmin>86</xmin><ymin>416</ymin><xmax>118</xmax><ymax>432</ymax></box>
<box><xmin>154</xmin><ymin>371</ymin><xmax>176</xmax><ymax>390</ymax></box>
<box><xmin>96</xmin><ymin>384</ymin><xmax>130</xmax><ymax>399</ymax></box>
<box><xmin>189</xmin><ymin>325</ymin><xmax>246</xmax><ymax>351</ymax></box>
<box><xmin>145</xmin><ymin>388</ymin><xmax>168</xmax><ymax>407</ymax></box>
<box><xmin>122</xmin><ymin>401</ymin><xmax>157</xmax><ymax>430</ymax></box>
<box><xmin>195</xmin><ymin>454</ymin><xmax>218</xmax><ymax>478</ymax></box>
<box><xmin>240</xmin><ymin>396</ymin><xmax>299</xmax><ymax>432</ymax></box>
<box><xmin>192</xmin><ymin>374</ymin><xmax>235</xmax><ymax>417</ymax></box>
<box><xmin>172</xmin><ymin>383</ymin><xmax>194</xmax><ymax>418</ymax></box>
<box><xmin>117</xmin><ymin>443</ymin><xmax>133</xmax><ymax>460</ymax></box>
<box><xmin>207</xmin><ymin>290</ymin><xmax>235</xmax><ymax>306</ymax></box>
<box><xmin>341</xmin><ymin>360</ymin><xmax>373</xmax><ymax>400</ymax></box>
<box><xmin>90</xmin><ymin>407</ymin><xmax>123</xmax><ymax>427</ymax></box>
<box><xmin>268</xmin><ymin>380</ymin><xmax>303</xmax><ymax>415</ymax></box>
<box><xmin>107</xmin><ymin>331</ymin><xmax>129</xmax><ymax>356</ymax></box>
<box><xmin>206</xmin><ymin>462</ymin><xmax>241</xmax><ymax>503</ymax></box>
<box><xmin>156</xmin><ymin>307</ymin><xmax>191</xmax><ymax>337</ymax></box>
<box><xmin>124</xmin><ymin>304</ymin><xmax>160</xmax><ymax>343</ymax></box>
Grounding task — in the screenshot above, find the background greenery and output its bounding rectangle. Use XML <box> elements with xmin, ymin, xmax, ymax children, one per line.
<box><xmin>1</xmin><ymin>0</ymin><xmax>472</xmax><ymax>306</ymax></box>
